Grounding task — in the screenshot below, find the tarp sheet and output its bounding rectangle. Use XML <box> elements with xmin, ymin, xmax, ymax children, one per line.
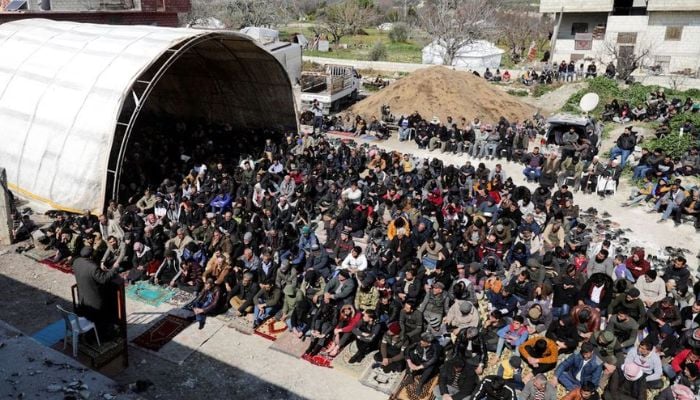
<box><xmin>0</xmin><ymin>19</ymin><xmax>296</xmax><ymax>213</ymax></box>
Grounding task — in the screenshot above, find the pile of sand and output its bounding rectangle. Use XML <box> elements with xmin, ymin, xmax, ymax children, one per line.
<box><xmin>347</xmin><ymin>66</ymin><xmax>536</xmax><ymax>124</ymax></box>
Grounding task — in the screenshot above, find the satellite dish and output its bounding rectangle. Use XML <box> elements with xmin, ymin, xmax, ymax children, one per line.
<box><xmin>579</xmin><ymin>92</ymin><xmax>600</xmax><ymax>113</ymax></box>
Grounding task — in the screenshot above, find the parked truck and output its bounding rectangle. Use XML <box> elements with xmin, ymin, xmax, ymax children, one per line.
<box><xmin>299</xmin><ymin>64</ymin><xmax>361</xmax><ymax>115</ymax></box>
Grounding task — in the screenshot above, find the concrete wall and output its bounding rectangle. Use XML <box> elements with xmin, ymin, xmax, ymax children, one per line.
<box><xmin>541</xmin><ymin>0</ymin><xmax>613</xmax><ymax>13</ymax></box>
<box><xmin>647</xmin><ymin>0</ymin><xmax>700</xmax><ymax>11</ymax></box>
<box><xmin>551</xmin><ymin>11</ymin><xmax>700</xmax><ymax>76</ymax></box>
<box><xmin>551</xmin><ymin>12</ymin><xmax>608</xmax><ymax>62</ymax></box>
<box><xmin>22</xmin><ymin>0</ymin><xmax>186</xmax><ymax>13</ymax></box>
<box><xmin>556</xmin><ymin>12</ymin><xmax>609</xmax><ymax>40</ymax></box>
<box><xmin>0</xmin><ymin>10</ymin><xmax>181</xmax><ymax>26</ymax></box>
<box><xmin>647</xmin><ymin>11</ymin><xmax>700</xmax><ymax>73</ymax></box>
<box><xmin>0</xmin><ymin>168</ymin><xmax>13</xmax><ymax>245</ymax></box>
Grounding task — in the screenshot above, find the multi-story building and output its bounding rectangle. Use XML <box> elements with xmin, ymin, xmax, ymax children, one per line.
<box><xmin>541</xmin><ymin>0</ymin><xmax>700</xmax><ymax>76</ymax></box>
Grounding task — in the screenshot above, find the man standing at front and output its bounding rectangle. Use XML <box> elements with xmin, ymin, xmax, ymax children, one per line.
<box><xmin>73</xmin><ymin>247</ymin><xmax>120</xmax><ymax>340</ymax></box>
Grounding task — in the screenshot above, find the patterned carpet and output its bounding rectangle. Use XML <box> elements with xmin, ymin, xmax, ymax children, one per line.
<box><xmin>126</xmin><ymin>281</ymin><xmax>176</xmax><ymax>307</ymax></box>
<box><xmin>253</xmin><ymin>319</ymin><xmax>288</xmax><ymax>341</ymax></box>
<box><xmin>131</xmin><ymin>314</ymin><xmax>192</xmax><ymax>351</ymax></box>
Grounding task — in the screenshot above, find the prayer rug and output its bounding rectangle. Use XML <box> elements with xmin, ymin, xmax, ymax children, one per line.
<box><xmin>32</xmin><ymin>319</ymin><xmax>66</xmax><ymax>347</ymax></box>
<box><xmin>333</xmin><ymin>342</ymin><xmax>376</xmax><ymax>378</ymax></box>
<box><xmin>359</xmin><ymin>366</ymin><xmax>405</xmax><ymax>395</ymax></box>
<box><xmin>39</xmin><ymin>258</ymin><xmax>73</xmax><ymax>274</ymax></box>
<box><xmin>301</xmin><ymin>352</ymin><xmax>335</xmax><ymax>368</ymax></box>
<box><xmin>389</xmin><ymin>374</ymin><xmax>438</xmax><ymax>400</ymax></box>
<box><xmin>131</xmin><ymin>314</ymin><xmax>191</xmax><ymax>351</ymax></box>
<box><xmin>165</xmin><ymin>289</ymin><xmax>196</xmax><ymax>307</ymax></box>
<box><xmin>126</xmin><ymin>281</ymin><xmax>176</xmax><ymax>307</ymax></box>
<box><xmin>269</xmin><ymin>331</ymin><xmax>308</xmax><ymax>359</ymax></box>
<box><xmin>253</xmin><ymin>318</ymin><xmax>288</xmax><ymax>341</ymax></box>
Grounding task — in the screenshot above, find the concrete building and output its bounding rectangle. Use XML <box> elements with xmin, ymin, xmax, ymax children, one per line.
<box><xmin>541</xmin><ymin>0</ymin><xmax>700</xmax><ymax>77</ymax></box>
<box><xmin>0</xmin><ymin>0</ymin><xmax>189</xmax><ymax>27</ymax></box>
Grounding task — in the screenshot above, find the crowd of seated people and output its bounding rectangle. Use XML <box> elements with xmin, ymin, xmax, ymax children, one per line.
<box><xmin>601</xmin><ymin>89</ymin><xmax>699</xmax><ymax>125</ymax></box>
<box><xmin>19</xmin><ymin>112</ymin><xmax>700</xmax><ymax>400</ymax></box>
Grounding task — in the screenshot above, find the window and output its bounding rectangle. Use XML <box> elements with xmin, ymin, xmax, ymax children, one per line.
<box><xmin>617</xmin><ymin>32</ymin><xmax>637</xmax><ymax>44</ymax></box>
<box><xmin>665</xmin><ymin>26</ymin><xmax>683</xmax><ymax>41</ymax></box>
<box><xmin>655</xmin><ymin>56</ymin><xmax>671</xmax><ymax>72</ymax></box>
<box><xmin>571</xmin><ymin>23</ymin><xmax>589</xmax><ymax>36</ymax></box>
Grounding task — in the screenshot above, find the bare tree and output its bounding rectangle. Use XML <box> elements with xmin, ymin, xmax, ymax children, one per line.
<box><xmin>318</xmin><ymin>0</ymin><xmax>377</xmax><ymax>44</ymax></box>
<box><xmin>597</xmin><ymin>37</ymin><xmax>654</xmax><ymax>81</ymax></box>
<box><xmin>184</xmin><ymin>0</ymin><xmax>293</xmax><ymax>29</ymax></box>
<box><xmin>496</xmin><ymin>8</ymin><xmax>551</xmax><ymax>63</ymax></box>
<box><xmin>285</xmin><ymin>0</ymin><xmax>324</xmax><ymax>21</ymax></box>
<box><xmin>419</xmin><ymin>0</ymin><xmax>499</xmax><ymax>66</ymax></box>
<box><xmin>667</xmin><ymin>74</ymin><xmax>688</xmax><ymax>91</ymax></box>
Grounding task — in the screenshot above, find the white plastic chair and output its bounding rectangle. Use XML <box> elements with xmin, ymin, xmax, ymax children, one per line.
<box><xmin>57</xmin><ymin>305</ymin><xmax>100</xmax><ymax>357</ymax></box>
<box><xmin>596</xmin><ymin>176</ymin><xmax>617</xmax><ymax>196</ymax></box>
<box><xmin>406</xmin><ymin>127</ymin><xmax>416</xmax><ymax>141</ymax></box>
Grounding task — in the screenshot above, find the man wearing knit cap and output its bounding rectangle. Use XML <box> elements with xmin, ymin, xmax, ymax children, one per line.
<box><xmin>444</xmin><ymin>300</ymin><xmax>479</xmax><ymax>331</ymax></box>
<box><xmin>418</xmin><ymin>281</ymin><xmax>450</xmax><ymax>332</ymax></box>
<box><xmin>372</xmin><ymin>321</ymin><xmax>404</xmax><ymax>373</ymax></box>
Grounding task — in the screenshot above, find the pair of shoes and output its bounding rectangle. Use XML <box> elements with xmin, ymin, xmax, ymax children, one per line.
<box><xmin>198</xmin><ymin>321</ymin><xmax>205</xmax><ymax>330</ymax></box>
<box><xmin>348</xmin><ymin>353</ymin><xmax>363</xmax><ymax>364</ymax></box>
<box><xmin>657</xmin><ymin>218</ymin><xmax>667</xmax><ymax>223</ymax></box>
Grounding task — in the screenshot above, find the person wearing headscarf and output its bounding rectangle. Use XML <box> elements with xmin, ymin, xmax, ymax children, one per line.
<box><xmin>603</xmin><ymin>361</ymin><xmax>647</xmax><ymax>400</ymax></box>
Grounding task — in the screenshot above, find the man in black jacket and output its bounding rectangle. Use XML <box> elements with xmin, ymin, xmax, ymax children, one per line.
<box><xmin>72</xmin><ymin>247</ymin><xmax>120</xmax><ymax>339</ymax></box>
<box><xmin>348</xmin><ymin>310</ymin><xmax>382</xmax><ymax>363</ymax></box>
<box><xmin>434</xmin><ymin>358</ymin><xmax>479</xmax><ymax>400</ymax></box>
<box><xmin>472</xmin><ymin>375</ymin><xmax>517</xmax><ymax>400</ymax></box>
<box><xmin>227</xmin><ymin>272</ymin><xmax>259</xmax><ymax>316</ymax></box>
<box><xmin>405</xmin><ymin>332</ymin><xmax>441</xmax><ymax>393</ymax></box>
<box><xmin>609</xmin><ymin>127</ymin><xmax>637</xmax><ymax>168</ymax></box>
<box><xmin>399</xmin><ymin>301</ymin><xmax>424</xmax><ymax>346</ymax></box>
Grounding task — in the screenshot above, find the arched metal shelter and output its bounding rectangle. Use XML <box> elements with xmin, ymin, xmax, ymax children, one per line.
<box><xmin>0</xmin><ymin>19</ymin><xmax>297</xmax><ymax>213</ymax></box>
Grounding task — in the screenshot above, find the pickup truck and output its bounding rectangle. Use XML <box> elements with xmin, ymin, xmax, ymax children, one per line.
<box><xmin>299</xmin><ymin>64</ymin><xmax>361</xmax><ymax>115</ymax></box>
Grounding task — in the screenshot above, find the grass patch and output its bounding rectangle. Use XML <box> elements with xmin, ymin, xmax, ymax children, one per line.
<box><xmin>562</xmin><ymin>78</ymin><xmax>700</xmax><ymax>159</ymax></box>
<box><xmin>562</xmin><ymin>77</ymin><xmax>700</xmax><ymax>115</ymax></box>
<box><xmin>507</xmin><ymin>89</ymin><xmax>529</xmax><ymax>97</ymax></box>
<box><xmin>532</xmin><ymin>83</ymin><xmax>561</xmax><ymax>98</ymax></box>
<box><xmin>282</xmin><ymin>27</ymin><xmax>423</xmax><ymax>63</ymax></box>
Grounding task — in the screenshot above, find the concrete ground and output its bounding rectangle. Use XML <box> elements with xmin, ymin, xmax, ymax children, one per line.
<box><xmin>0</xmin><ymin>320</ymin><xmax>139</xmax><ymax>400</ymax></box>
<box><xmin>0</xmin><ymin>246</ymin><xmax>387</xmax><ymax>400</ymax></box>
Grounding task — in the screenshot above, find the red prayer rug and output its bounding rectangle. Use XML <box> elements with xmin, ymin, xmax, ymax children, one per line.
<box><xmin>39</xmin><ymin>258</ymin><xmax>73</xmax><ymax>274</ymax></box>
<box><xmin>131</xmin><ymin>315</ymin><xmax>192</xmax><ymax>351</ymax></box>
<box><xmin>302</xmin><ymin>353</ymin><xmax>334</xmax><ymax>368</ymax></box>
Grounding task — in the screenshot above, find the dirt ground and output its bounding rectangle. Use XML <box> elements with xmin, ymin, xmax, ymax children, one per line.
<box><xmin>347</xmin><ymin>65</ymin><xmax>536</xmax><ymax>123</ymax></box>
